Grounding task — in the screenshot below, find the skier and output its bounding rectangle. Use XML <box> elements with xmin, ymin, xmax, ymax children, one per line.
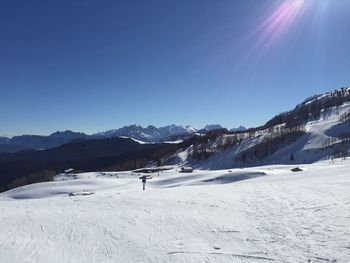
<box><xmin>139</xmin><ymin>175</ymin><xmax>150</xmax><ymax>190</ymax></box>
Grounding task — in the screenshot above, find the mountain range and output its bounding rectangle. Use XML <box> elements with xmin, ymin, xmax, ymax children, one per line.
<box><xmin>0</xmin><ymin>125</ymin><xmax>246</xmax><ymax>152</ymax></box>
<box><xmin>1</xmin><ymin>87</ymin><xmax>350</xmax><ymax>192</ymax></box>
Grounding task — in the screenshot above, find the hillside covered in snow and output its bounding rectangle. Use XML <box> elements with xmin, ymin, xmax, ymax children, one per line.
<box><xmin>170</xmin><ymin>88</ymin><xmax>350</xmax><ymax>170</ymax></box>
<box><xmin>1</xmin><ymin>159</ymin><xmax>349</xmax><ymax>262</ymax></box>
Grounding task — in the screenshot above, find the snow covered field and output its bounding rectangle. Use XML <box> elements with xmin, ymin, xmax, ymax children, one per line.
<box><xmin>0</xmin><ymin>160</ymin><xmax>350</xmax><ymax>263</ymax></box>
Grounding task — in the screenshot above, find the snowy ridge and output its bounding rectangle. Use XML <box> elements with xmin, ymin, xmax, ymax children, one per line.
<box><xmin>300</xmin><ymin>87</ymin><xmax>350</xmax><ymax>107</ymax></box>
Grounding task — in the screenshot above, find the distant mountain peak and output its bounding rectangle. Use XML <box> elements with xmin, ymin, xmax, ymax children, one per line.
<box><xmin>50</xmin><ymin>130</ymin><xmax>86</xmax><ymax>137</ymax></box>
<box><xmin>185</xmin><ymin>125</ymin><xmax>197</xmax><ymax>133</ymax></box>
<box><xmin>204</xmin><ymin>124</ymin><xmax>223</xmax><ymax>131</ymax></box>
<box><xmin>230</xmin><ymin>126</ymin><xmax>246</xmax><ymax>132</ymax></box>
<box><xmin>0</xmin><ymin>136</ymin><xmax>10</xmax><ymax>144</ymax></box>
<box><xmin>96</xmin><ymin>124</ymin><xmax>196</xmax><ymax>143</ymax></box>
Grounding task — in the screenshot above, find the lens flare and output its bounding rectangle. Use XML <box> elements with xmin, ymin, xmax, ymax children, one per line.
<box><xmin>232</xmin><ymin>0</ymin><xmax>307</xmax><ymax>71</ymax></box>
<box><xmin>261</xmin><ymin>0</ymin><xmax>305</xmax><ymax>47</ymax></box>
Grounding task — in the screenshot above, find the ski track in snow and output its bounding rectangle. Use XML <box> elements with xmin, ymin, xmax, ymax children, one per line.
<box><xmin>0</xmin><ymin>161</ymin><xmax>350</xmax><ymax>262</ymax></box>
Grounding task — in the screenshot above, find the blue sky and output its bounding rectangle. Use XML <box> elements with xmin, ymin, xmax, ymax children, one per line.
<box><xmin>1</xmin><ymin>0</ymin><xmax>349</xmax><ymax>136</ymax></box>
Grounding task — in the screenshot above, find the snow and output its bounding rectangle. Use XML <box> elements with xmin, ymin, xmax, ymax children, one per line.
<box><xmin>301</xmin><ymin>87</ymin><xmax>350</xmax><ymax>106</ymax></box>
<box><xmin>97</xmin><ymin>124</ymin><xmax>197</xmax><ymax>143</ymax></box>
<box><xmin>118</xmin><ymin>136</ymin><xmax>151</xmax><ymax>144</ymax></box>
<box><xmin>177</xmin><ymin>103</ymin><xmax>350</xmax><ymax>170</ymax></box>
<box><xmin>204</xmin><ymin>124</ymin><xmax>223</xmax><ymax>131</ymax></box>
<box><xmin>185</xmin><ymin>125</ymin><xmax>197</xmax><ymax>133</ymax></box>
<box><xmin>167</xmin><ymin>147</ymin><xmax>191</xmax><ymax>165</ymax></box>
<box><xmin>118</xmin><ymin>136</ymin><xmax>182</xmax><ymax>145</ymax></box>
<box><xmin>1</xmin><ymin>159</ymin><xmax>350</xmax><ymax>262</ymax></box>
<box><xmin>161</xmin><ymin>139</ymin><xmax>183</xmax><ymax>144</ymax></box>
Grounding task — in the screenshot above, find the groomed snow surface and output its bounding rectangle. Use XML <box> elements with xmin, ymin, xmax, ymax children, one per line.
<box><xmin>1</xmin><ymin>160</ymin><xmax>350</xmax><ymax>263</ymax></box>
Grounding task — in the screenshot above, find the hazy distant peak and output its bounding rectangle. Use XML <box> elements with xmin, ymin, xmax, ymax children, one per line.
<box><xmin>50</xmin><ymin>130</ymin><xmax>86</xmax><ymax>137</ymax></box>
<box><xmin>230</xmin><ymin>126</ymin><xmax>246</xmax><ymax>132</ymax></box>
<box><xmin>204</xmin><ymin>124</ymin><xmax>223</xmax><ymax>131</ymax></box>
<box><xmin>0</xmin><ymin>136</ymin><xmax>10</xmax><ymax>144</ymax></box>
<box><xmin>185</xmin><ymin>125</ymin><xmax>197</xmax><ymax>133</ymax></box>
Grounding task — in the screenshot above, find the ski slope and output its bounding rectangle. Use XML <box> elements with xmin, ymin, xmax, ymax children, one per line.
<box><xmin>0</xmin><ymin>160</ymin><xmax>350</xmax><ymax>262</ymax></box>
<box><xmin>177</xmin><ymin>103</ymin><xmax>350</xmax><ymax>170</ymax></box>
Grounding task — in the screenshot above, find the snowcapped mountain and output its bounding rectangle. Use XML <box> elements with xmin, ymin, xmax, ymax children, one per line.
<box><xmin>230</xmin><ymin>126</ymin><xmax>246</xmax><ymax>132</ymax></box>
<box><xmin>0</xmin><ymin>125</ymin><xmax>222</xmax><ymax>152</ymax></box>
<box><xmin>96</xmin><ymin>125</ymin><xmax>155</xmax><ymax>141</ymax></box>
<box><xmin>197</xmin><ymin>124</ymin><xmax>224</xmax><ymax>134</ymax></box>
<box><xmin>184</xmin><ymin>125</ymin><xmax>197</xmax><ymax>133</ymax></box>
<box><xmin>96</xmin><ymin>124</ymin><xmax>198</xmax><ymax>142</ymax></box>
<box><xmin>204</xmin><ymin>124</ymin><xmax>223</xmax><ymax>131</ymax></box>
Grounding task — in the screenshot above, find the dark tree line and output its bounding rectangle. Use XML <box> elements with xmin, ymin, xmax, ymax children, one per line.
<box><xmin>235</xmin><ymin>130</ymin><xmax>306</xmax><ymax>163</ymax></box>
<box><xmin>332</xmin><ymin>139</ymin><xmax>349</xmax><ymax>160</ymax></box>
<box><xmin>0</xmin><ymin>141</ymin><xmax>179</xmax><ymax>192</ymax></box>
<box><xmin>339</xmin><ymin>110</ymin><xmax>350</xmax><ymax>124</ymax></box>
<box><xmin>191</xmin><ymin>124</ymin><xmax>306</xmax><ymax>161</ymax></box>
<box><xmin>7</xmin><ymin>170</ymin><xmax>57</xmax><ymax>190</ymax></box>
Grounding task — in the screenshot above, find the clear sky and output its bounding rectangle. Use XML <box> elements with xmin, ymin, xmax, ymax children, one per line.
<box><xmin>1</xmin><ymin>0</ymin><xmax>349</xmax><ymax>136</ymax></box>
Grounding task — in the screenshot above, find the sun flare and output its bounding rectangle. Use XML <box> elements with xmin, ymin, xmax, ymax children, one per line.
<box><xmin>257</xmin><ymin>0</ymin><xmax>306</xmax><ymax>49</ymax></box>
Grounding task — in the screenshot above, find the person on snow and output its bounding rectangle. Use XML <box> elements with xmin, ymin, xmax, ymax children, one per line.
<box><xmin>139</xmin><ymin>175</ymin><xmax>151</xmax><ymax>190</ymax></box>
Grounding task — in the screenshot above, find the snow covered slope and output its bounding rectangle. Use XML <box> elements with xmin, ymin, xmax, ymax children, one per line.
<box><xmin>0</xmin><ymin>160</ymin><xmax>349</xmax><ymax>262</ymax></box>
<box><xmin>176</xmin><ymin>103</ymin><xmax>350</xmax><ymax>170</ymax></box>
